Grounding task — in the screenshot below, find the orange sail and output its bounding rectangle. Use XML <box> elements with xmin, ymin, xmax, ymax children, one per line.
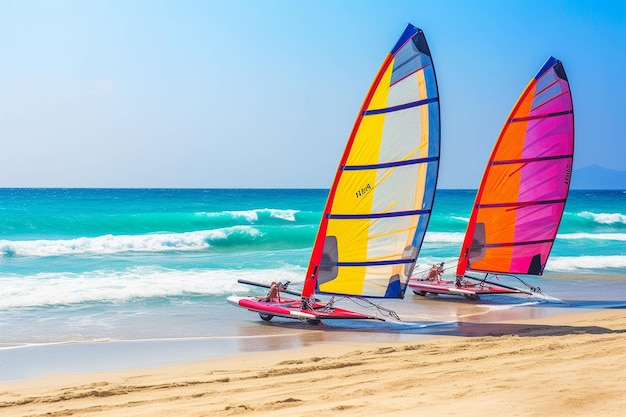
<box><xmin>456</xmin><ymin>57</ymin><xmax>574</xmax><ymax>278</ymax></box>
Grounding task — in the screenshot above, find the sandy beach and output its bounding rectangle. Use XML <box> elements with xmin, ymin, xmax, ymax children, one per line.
<box><xmin>1</xmin><ymin>308</ymin><xmax>624</xmax><ymax>417</ymax></box>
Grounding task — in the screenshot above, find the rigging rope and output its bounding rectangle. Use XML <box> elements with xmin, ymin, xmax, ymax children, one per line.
<box><xmin>346</xmin><ymin>297</ymin><xmax>401</xmax><ymax>321</ymax></box>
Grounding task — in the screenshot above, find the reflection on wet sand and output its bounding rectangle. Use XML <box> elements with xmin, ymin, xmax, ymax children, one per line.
<box><xmin>235</xmin><ymin>323</ymin><xmax>328</xmax><ymax>353</ymax></box>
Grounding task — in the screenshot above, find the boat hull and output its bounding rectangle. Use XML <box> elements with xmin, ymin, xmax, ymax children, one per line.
<box><xmin>408</xmin><ymin>278</ymin><xmax>522</xmax><ymax>297</ymax></box>
<box><xmin>227</xmin><ymin>295</ymin><xmax>381</xmax><ymax>322</ymax></box>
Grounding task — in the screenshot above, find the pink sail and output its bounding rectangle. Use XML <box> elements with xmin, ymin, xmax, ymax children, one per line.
<box><xmin>457</xmin><ymin>57</ymin><xmax>574</xmax><ymax>278</ymax></box>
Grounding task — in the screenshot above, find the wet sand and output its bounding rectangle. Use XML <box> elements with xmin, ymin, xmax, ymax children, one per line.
<box><xmin>1</xmin><ymin>308</ymin><xmax>625</xmax><ymax>416</ymax></box>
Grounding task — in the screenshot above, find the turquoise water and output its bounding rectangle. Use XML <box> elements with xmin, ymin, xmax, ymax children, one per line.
<box><xmin>1</xmin><ymin>188</ymin><xmax>625</xmax><ymax>348</ymax></box>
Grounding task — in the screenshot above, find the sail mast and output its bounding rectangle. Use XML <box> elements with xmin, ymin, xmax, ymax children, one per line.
<box><xmin>301</xmin><ymin>53</ymin><xmax>395</xmax><ymax>299</ymax></box>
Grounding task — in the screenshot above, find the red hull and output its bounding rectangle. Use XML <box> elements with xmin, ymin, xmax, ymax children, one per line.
<box><xmin>408</xmin><ymin>278</ymin><xmax>522</xmax><ymax>297</ymax></box>
<box><xmin>227</xmin><ymin>295</ymin><xmax>381</xmax><ymax>321</ymax></box>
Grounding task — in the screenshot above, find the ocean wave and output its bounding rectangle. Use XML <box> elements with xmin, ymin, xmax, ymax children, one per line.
<box><xmin>423</xmin><ymin>232</ymin><xmax>464</xmax><ymax>244</ymax></box>
<box><xmin>547</xmin><ymin>255</ymin><xmax>626</xmax><ymax>272</ymax></box>
<box><xmin>196</xmin><ymin>208</ymin><xmax>302</xmax><ymax>223</ymax></box>
<box><xmin>450</xmin><ymin>215</ymin><xmax>469</xmax><ymax>223</ymax></box>
<box><xmin>0</xmin><ymin>226</ymin><xmax>262</xmax><ymax>257</ymax></box>
<box><xmin>577</xmin><ymin>211</ymin><xmax>626</xmax><ymax>225</ymax></box>
<box><xmin>0</xmin><ymin>266</ymin><xmax>306</xmax><ymax>309</ymax></box>
<box><xmin>557</xmin><ymin>232</ymin><xmax>626</xmax><ymax>241</ymax></box>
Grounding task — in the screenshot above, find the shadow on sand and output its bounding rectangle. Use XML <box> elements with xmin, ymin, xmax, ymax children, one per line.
<box><xmin>247</xmin><ymin>300</ymin><xmax>626</xmax><ymax>343</ymax></box>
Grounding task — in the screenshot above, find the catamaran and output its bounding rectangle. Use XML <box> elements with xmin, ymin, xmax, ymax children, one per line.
<box><xmin>409</xmin><ymin>57</ymin><xmax>574</xmax><ymax>300</ymax></box>
<box><xmin>229</xmin><ymin>23</ymin><xmax>441</xmax><ymax>322</ymax></box>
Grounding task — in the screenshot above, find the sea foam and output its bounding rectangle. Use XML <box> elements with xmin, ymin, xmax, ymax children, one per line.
<box><xmin>0</xmin><ymin>266</ymin><xmax>306</xmax><ymax>309</ymax></box>
<box><xmin>0</xmin><ymin>226</ymin><xmax>262</xmax><ymax>257</ymax></box>
<box><xmin>578</xmin><ymin>211</ymin><xmax>626</xmax><ymax>225</ymax></box>
<box><xmin>198</xmin><ymin>208</ymin><xmax>300</xmax><ymax>223</ymax></box>
<box><xmin>547</xmin><ymin>255</ymin><xmax>626</xmax><ymax>272</ymax></box>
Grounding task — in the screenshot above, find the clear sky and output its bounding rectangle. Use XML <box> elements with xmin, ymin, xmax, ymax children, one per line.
<box><xmin>1</xmin><ymin>0</ymin><xmax>624</xmax><ymax>188</ymax></box>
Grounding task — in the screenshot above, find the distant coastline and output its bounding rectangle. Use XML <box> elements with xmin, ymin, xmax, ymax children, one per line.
<box><xmin>570</xmin><ymin>165</ymin><xmax>626</xmax><ymax>190</ymax></box>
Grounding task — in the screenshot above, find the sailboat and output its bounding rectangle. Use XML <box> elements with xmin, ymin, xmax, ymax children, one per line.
<box><xmin>409</xmin><ymin>56</ymin><xmax>574</xmax><ymax>299</ymax></box>
<box><xmin>228</xmin><ymin>23</ymin><xmax>441</xmax><ymax>322</ymax></box>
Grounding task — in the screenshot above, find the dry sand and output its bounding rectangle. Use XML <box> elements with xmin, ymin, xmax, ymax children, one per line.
<box><xmin>1</xmin><ymin>308</ymin><xmax>625</xmax><ymax>417</ymax></box>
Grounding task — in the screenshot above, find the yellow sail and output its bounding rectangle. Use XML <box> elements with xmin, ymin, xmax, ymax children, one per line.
<box><xmin>303</xmin><ymin>24</ymin><xmax>440</xmax><ymax>299</ymax></box>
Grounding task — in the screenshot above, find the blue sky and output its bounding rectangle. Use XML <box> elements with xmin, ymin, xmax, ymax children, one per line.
<box><xmin>1</xmin><ymin>0</ymin><xmax>624</xmax><ymax>188</ymax></box>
